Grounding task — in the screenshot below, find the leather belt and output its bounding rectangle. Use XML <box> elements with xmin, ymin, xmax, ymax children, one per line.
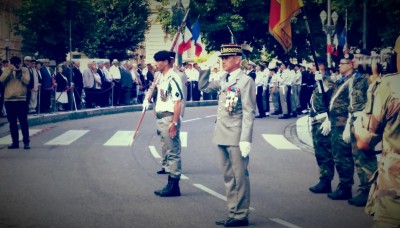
<box><xmin>156</xmin><ymin>111</ymin><xmax>173</xmax><ymax>119</ymax></box>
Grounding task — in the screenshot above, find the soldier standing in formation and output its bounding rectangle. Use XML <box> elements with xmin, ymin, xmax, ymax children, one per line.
<box><xmin>308</xmin><ymin>71</ymin><xmax>335</xmax><ymax>194</ymax></box>
<box><xmin>345</xmin><ymin>49</ymin><xmax>378</xmax><ymax>207</ymax></box>
<box><xmin>354</xmin><ymin>35</ymin><xmax>400</xmax><ymax>227</ymax></box>
<box><xmin>198</xmin><ymin>44</ymin><xmax>256</xmax><ymax>227</ymax></box>
<box><xmin>322</xmin><ymin>54</ymin><xmax>355</xmax><ymax>200</ymax></box>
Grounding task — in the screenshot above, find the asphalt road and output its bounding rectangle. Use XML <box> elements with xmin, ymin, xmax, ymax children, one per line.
<box><xmin>0</xmin><ymin>106</ymin><xmax>372</xmax><ymax>228</ymax></box>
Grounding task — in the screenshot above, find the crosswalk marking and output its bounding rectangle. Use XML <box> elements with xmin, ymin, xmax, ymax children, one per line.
<box><xmin>45</xmin><ymin>130</ymin><xmax>89</xmax><ymax>145</ymax></box>
<box><xmin>193</xmin><ymin>184</ymin><xmax>227</xmax><ymax>201</ymax></box>
<box><xmin>262</xmin><ymin>134</ymin><xmax>300</xmax><ymax>150</ymax></box>
<box><xmin>180</xmin><ymin>132</ymin><xmax>187</xmax><ymax>147</ymax></box>
<box><xmin>149</xmin><ymin>146</ymin><xmax>161</xmax><ymax>159</ymax></box>
<box><xmin>0</xmin><ymin>129</ymin><xmax>42</xmax><ymax>144</ymax></box>
<box><xmin>103</xmin><ymin>131</ymin><xmax>135</xmax><ymax>146</ymax></box>
<box><xmin>270</xmin><ymin>218</ymin><xmax>302</xmax><ymax>228</ymax></box>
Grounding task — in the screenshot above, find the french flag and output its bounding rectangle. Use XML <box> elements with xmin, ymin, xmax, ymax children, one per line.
<box><xmin>178</xmin><ymin>21</ymin><xmax>192</xmax><ymax>54</ymax></box>
<box><xmin>191</xmin><ymin>19</ymin><xmax>203</xmax><ymax>56</ymax></box>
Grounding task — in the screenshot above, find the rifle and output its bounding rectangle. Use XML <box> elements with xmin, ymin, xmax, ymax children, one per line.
<box><xmin>130</xmin><ymin>9</ymin><xmax>190</xmax><ymax>145</ymax></box>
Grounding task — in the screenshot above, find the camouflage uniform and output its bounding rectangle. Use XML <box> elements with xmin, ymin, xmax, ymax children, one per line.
<box><xmin>328</xmin><ymin>75</ymin><xmax>354</xmax><ymax>188</ymax></box>
<box><xmin>348</xmin><ymin>72</ymin><xmax>378</xmax><ymax>195</ymax></box>
<box><xmin>355</xmin><ymin>73</ymin><xmax>400</xmax><ymax>227</ymax></box>
<box><xmin>310</xmin><ymin>77</ymin><xmax>334</xmax><ymax>181</ymax></box>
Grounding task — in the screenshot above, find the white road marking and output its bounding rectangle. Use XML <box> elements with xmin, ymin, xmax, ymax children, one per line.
<box><xmin>262</xmin><ymin>134</ymin><xmax>300</xmax><ymax>150</ymax></box>
<box><xmin>103</xmin><ymin>131</ymin><xmax>135</xmax><ymax>146</ymax></box>
<box><xmin>193</xmin><ymin>184</ymin><xmax>227</xmax><ymax>201</ymax></box>
<box><xmin>180</xmin><ymin>132</ymin><xmax>187</xmax><ymax>147</ymax></box>
<box><xmin>205</xmin><ymin>115</ymin><xmax>217</xmax><ymax>118</ymax></box>
<box><xmin>270</xmin><ymin>218</ymin><xmax>302</xmax><ymax>228</ymax></box>
<box><xmin>45</xmin><ymin>130</ymin><xmax>89</xmax><ymax>145</ymax></box>
<box><xmin>181</xmin><ymin>174</ymin><xmax>189</xmax><ymax>180</ymax></box>
<box><xmin>149</xmin><ymin>146</ymin><xmax>161</xmax><ymax>159</ymax></box>
<box><xmin>0</xmin><ymin>129</ymin><xmax>42</xmax><ymax>144</ymax></box>
<box><xmin>182</xmin><ymin>118</ymin><xmax>202</xmax><ymax>123</ymax></box>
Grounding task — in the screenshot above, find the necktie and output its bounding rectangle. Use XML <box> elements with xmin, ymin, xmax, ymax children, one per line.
<box><xmin>226</xmin><ymin>74</ymin><xmax>230</xmax><ymax>82</ymax></box>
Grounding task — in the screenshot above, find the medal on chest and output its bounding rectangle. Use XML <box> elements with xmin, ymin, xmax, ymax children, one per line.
<box><xmin>225</xmin><ymin>87</ymin><xmax>240</xmax><ymax>115</ymax></box>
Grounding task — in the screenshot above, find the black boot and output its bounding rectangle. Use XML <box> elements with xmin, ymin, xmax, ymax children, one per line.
<box><xmin>156</xmin><ymin>168</ymin><xmax>170</xmax><ymax>175</ymax></box>
<box><xmin>327</xmin><ymin>184</ymin><xmax>352</xmax><ymax>200</ymax></box>
<box><xmin>348</xmin><ymin>188</ymin><xmax>369</xmax><ymax>207</ymax></box>
<box><xmin>278</xmin><ymin>114</ymin><xmax>290</xmax><ymax>119</ymax></box>
<box><xmin>8</xmin><ymin>143</ymin><xmax>19</xmax><ymax>149</ymax></box>
<box><xmin>154</xmin><ymin>176</ymin><xmax>181</xmax><ymax>197</ymax></box>
<box><xmin>309</xmin><ymin>179</ymin><xmax>331</xmax><ymax>193</ymax></box>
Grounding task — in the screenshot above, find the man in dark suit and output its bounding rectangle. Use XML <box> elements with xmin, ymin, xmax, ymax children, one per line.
<box><xmin>198</xmin><ymin>44</ymin><xmax>256</xmax><ymax>227</ymax></box>
<box><xmin>39</xmin><ymin>59</ymin><xmax>54</xmax><ymax>112</ymax></box>
<box><xmin>72</xmin><ymin>60</ymin><xmax>83</xmax><ymax>109</ymax></box>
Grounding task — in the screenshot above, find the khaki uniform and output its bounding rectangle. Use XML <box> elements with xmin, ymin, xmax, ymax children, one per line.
<box><xmin>154</xmin><ymin>69</ymin><xmax>184</xmax><ymax>179</ymax></box>
<box><xmin>358</xmin><ymin>73</ymin><xmax>400</xmax><ymax>226</ymax></box>
<box><xmin>199</xmin><ymin>68</ymin><xmax>256</xmax><ymax>220</ymax></box>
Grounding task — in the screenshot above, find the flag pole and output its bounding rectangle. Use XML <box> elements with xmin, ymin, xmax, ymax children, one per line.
<box><xmin>130</xmin><ymin>9</ymin><xmax>190</xmax><ymax>146</ymax></box>
<box><xmin>301</xmin><ymin>7</ymin><xmax>330</xmax><ymax>112</ymax></box>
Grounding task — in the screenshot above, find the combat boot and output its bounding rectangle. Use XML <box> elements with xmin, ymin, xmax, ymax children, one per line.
<box><xmin>348</xmin><ymin>188</ymin><xmax>369</xmax><ymax>207</ymax></box>
<box><xmin>327</xmin><ymin>184</ymin><xmax>352</xmax><ymax>200</ymax></box>
<box><xmin>155</xmin><ymin>176</ymin><xmax>181</xmax><ymax>197</ymax></box>
<box><xmin>309</xmin><ymin>179</ymin><xmax>331</xmax><ymax>193</ymax></box>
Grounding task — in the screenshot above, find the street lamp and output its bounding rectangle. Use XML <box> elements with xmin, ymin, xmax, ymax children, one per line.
<box><xmin>319</xmin><ymin>0</ymin><xmax>338</xmax><ymax>68</ymax></box>
<box><xmin>4</xmin><ymin>39</ymin><xmax>10</xmax><ymax>60</ymax></box>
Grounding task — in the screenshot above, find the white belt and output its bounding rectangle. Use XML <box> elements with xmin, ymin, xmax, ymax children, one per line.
<box><xmin>310</xmin><ymin>112</ymin><xmax>328</xmax><ymax>121</ymax></box>
<box><xmin>351</xmin><ymin>111</ymin><xmax>364</xmax><ymax>118</ymax></box>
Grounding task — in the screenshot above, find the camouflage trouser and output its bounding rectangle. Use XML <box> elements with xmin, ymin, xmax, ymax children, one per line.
<box><xmin>351</xmin><ymin>124</ymin><xmax>378</xmax><ymax>190</ymax></box>
<box><xmin>156</xmin><ymin>115</ymin><xmax>181</xmax><ymax>179</ymax></box>
<box><xmin>312</xmin><ymin>121</ymin><xmax>334</xmax><ymax>180</ymax></box>
<box><xmin>330</xmin><ymin>125</ymin><xmax>354</xmax><ymax>187</ymax></box>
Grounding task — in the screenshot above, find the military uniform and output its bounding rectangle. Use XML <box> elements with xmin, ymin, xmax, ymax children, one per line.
<box><xmin>270</xmin><ymin>70</ymin><xmax>281</xmax><ymax>114</ymax></box>
<box><xmin>327</xmin><ymin>73</ymin><xmax>354</xmax><ymax>199</ymax></box>
<box><xmin>309</xmin><ymin>76</ymin><xmax>334</xmax><ymax>193</ymax></box>
<box><xmin>347</xmin><ymin>71</ymin><xmax>378</xmax><ymax>206</ymax></box>
<box><xmin>354</xmin><ymin>73</ymin><xmax>400</xmax><ymax>227</ymax></box>
<box><xmin>154</xmin><ymin>68</ymin><xmax>184</xmax><ymax>179</ymax></box>
<box><xmin>198</xmin><ymin>44</ymin><xmax>256</xmax><ymax>225</ymax></box>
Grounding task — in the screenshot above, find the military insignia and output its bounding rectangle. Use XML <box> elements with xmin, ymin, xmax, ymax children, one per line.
<box><xmin>225</xmin><ymin>87</ymin><xmax>240</xmax><ymax>115</ymax></box>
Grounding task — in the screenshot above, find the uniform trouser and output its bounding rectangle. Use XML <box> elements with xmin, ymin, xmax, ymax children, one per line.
<box><xmin>330</xmin><ymin>125</ymin><xmax>354</xmax><ymax>187</ymax></box>
<box><xmin>256</xmin><ymin>86</ymin><xmax>265</xmax><ymax>116</ymax></box>
<box><xmin>279</xmin><ymin>85</ymin><xmax>290</xmax><ymax>115</ymax></box>
<box><xmin>186</xmin><ymin>81</ymin><xmax>192</xmax><ymax>101</ymax></box>
<box><xmin>5</xmin><ymin>101</ymin><xmax>30</xmax><ymax>145</ymax></box>
<box><xmin>292</xmin><ymin>84</ymin><xmax>301</xmax><ymax>111</ymax></box>
<box><xmin>156</xmin><ymin>115</ymin><xmax>181</xmax><ymax>178</ymax></box>
<box><xmin>264</xmin><ymin>87</ymin><xmax>270</xmax><ymax>112</ymax></box>
<box><xmin>312</xmin><ymin>121</ymin><xmax>334</xmax><ymax>181</ymax></box>
<box><xmin>192</xmin><ymin>81</ymin><xmax>200</xmax><ymax>101</ymax></box>
<box><xmin>300</xmin><ymin>85</ymin><xmax>308</xmax><ymax>111</ymax></box>
<box><xmin>272</xmin><ymin>88</ymin><xmax>280</xmax><ymax>113</ymax></box>
<box><xmin>217</xmin><ymin>145</ymin><xmax>250</xmax><ymax>220</ymax></box>
<box><xmin>29</xmin><ymin>91</ymin><xmax>38</xmax><ymax>111</ymax></box>
<box><xmin>350</xmin><ymin>123</ymin><xmax>378</xmax><ymax>190</ymax></box>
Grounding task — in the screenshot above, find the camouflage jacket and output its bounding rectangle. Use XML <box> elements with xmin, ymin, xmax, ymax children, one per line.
<box><xmin>361</xmin><ymin>73</ymin><xmax>400</xmax><ymax>223</ymax></box>
<box><xmin>348</xmin><ymin>72</ymin><xmax>369</xmax><ymax>114</ymax></box>
<box><xmin>309</xmin><ymin>77</ymin><xmax>334</xmax><ymax>123</ymax></box>
<box><xmin>329</xmin><ymin>75</ymin><xmax>352</xmax><ymax>126</ymax></box>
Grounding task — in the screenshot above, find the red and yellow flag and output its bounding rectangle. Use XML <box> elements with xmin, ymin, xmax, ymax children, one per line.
<box><xmin>269</xmin><ymin>0</ymin><xmax>304</xmax><ymax>52</ymax></box>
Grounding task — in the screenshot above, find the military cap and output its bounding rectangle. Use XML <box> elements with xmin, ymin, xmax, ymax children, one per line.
<box><xmin>154</xmin><ymin>50</ymin><xmax>172</xmax><ymax>62</ymax></box>
<box><xmin>112</xmin><ymin>59</ymin><xmax>118</xmax><ymax>63</ymax></box>
<box><xmin>342</xmin><ymin>53</ymin><xmax>354</xmax><ymax>61</ymax></box>
<box><xmin>97</xmin><ymin>61</ymin><xmax>104</xmax><ymax>65</ymax></box>
<box><xmin>355</xmin><ymin>48</ymin><xmax>371</xmax><ymax>56</ymax></box>
<box><xmin>219</xmin><ymin>44</ymin><xmax>242</xmax><ymax>57</ymax></box>
<box><xmin>2</xmin><ymin>60</ymin><xmax>9</xmax><ymax>64</ymax></box>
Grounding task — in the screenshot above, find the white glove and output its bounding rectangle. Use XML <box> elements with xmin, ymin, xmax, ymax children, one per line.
<box><xmin>239</xmin><ymin>141</ymin><xmax>251</xmax><ymax>158</ymax></box>
<box><xmin>314</xmin><ymin>71</ymin><xmax>323</xmax><ymax>80</ymax></box>
<box><xmin>319</xmin><ymin>118</ymin><xmax>331</xmax><ymax>136</ymax></box>
<box><xmin>204</xmin><ymin>51</ymin><xmax>221</xmax><ymax>69</ymax></box>
<box><xmin>142</xmin><ymin>99</ymin><xmax>149</xmax><ymax>110</ymax></box>
<box><xmin>342</xmin><ymin>122</ymin><xmax>351</xmax><ymax>143</ymax></box>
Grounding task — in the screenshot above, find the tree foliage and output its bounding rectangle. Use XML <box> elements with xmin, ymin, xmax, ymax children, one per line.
<box><xmin>156</xmin><ymin>0</ymin><xmax>400</xmax><ymax>63</ymax></box>
<box><xmin>14</xmin><ymin>0</ymin><xmax>150</xmax><ymax>63</ymax></box>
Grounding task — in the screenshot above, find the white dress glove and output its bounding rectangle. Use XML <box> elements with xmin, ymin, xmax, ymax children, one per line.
<box><xmin>142</xmin><ymin>99</ymin><xmax>149</xmax><ymax>110</ymax></box>
<box><xmin>319</xmin><ymin>118</ymin><xmax>331</xmax><ymax>136</ymax></box>
<box><xmin>342</xmin><ymin>122</ymin><xmax>351</xmax><ymax>143</ymax></box>
<box><xmin>239</xmin><ymin>141</ymin><xmax>251</xmax><ymax>158</ymax></box>
<box><xmin>204</xmin><ymin>51</ymin><xmax>221</xmax><ymax>69</ymax></box>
